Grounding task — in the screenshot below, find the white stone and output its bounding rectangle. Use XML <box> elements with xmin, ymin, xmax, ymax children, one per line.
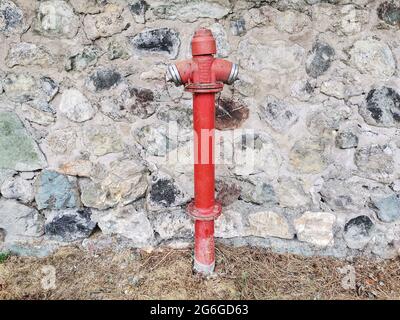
<box><xmin>150</xmin><ymin>209</ymin><xmax>192</xmax><ymax>240</ymax></box>
<box><xmin>294</xmin><ymin>212</ymin><xmax>336</xmax><ymax>247</ymax></box>
<box><xmin>349</xmin><ymin>39</ymin><xmax>396</xmax><ymax>79</ymax></box>
<box><xmin>0</xmin><ymin>199</ymin><xmax>44</xmax><ymax>242</ymax></box>
<box><xmin>276</xmin><ymin>177</ymin><xmax>310</xmax><ymax>208</ymax></box>
<box><xmin>247</xmin><ymin>211</ymin><xmax>293</xmax><ymax>239</ymax></box>
<box><xmin>1</xmin><ymin>176</ymin><xmax>34</xmax><ymax>204</ymax></box>
<box><xmin>59</xmin><ymin>89</ymin><xmax>95</xmax><ymax>123</ymax></box>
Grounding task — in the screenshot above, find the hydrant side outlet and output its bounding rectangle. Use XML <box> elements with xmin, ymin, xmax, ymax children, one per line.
<box><xmin>166</xmin><ymin>28</ymin><xmax>239</xmax><ymax>275</ymax></box>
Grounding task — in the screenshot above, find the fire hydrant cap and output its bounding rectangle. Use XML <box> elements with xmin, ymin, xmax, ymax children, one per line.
<box><xmin>191</xmin><ymin>28</ymin><xmax>216</xmax><ymax>56</ymax></box>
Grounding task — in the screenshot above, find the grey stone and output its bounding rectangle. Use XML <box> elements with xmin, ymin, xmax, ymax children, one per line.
<box><xmin>152</xmin><ymin>1</ymin><xmax>230</xmax><ymax>22</ymax></box>
<box><xmin>59</xmin><ymin>89</ymin><xmax>95</xmax><ymax>123</ymax></box>
<box><xmin>216</xmin><ymin>98</ymin><xmax>249</xmax><ymax>130</ymax></box>
<box><xmin>122</xmin><ymin>86</ymin><xmax>157</xmax><ymax>119</ymax></box>
<box><xmin>69</xmin><ymin>0</ymin><xmax>102</xmax><ymax>14</ymax></box>
<box><xmin>371</xmin><ymin>195</ymin><xmax>400</xmax><ymax>223</ymax></box>
<box><xmin>319</xmin><ymin>177</ymin><xmax>389</xmax><ymax>212</ymax></box>
<box><xmin>0</xmin><ymin>0</ymin><xmax>25</xmax><ymax>35</ymax></box>
<box><xmin>306</xmin><ymin>41</ymin><xmax>335</xmax><ymax>78</ymax></box>
<box><xmin>349</xmin><ymin>39</ymin><xmax>395</xmax><ymax>78</ymax></box>
<box><xmin>3</xmin><ymin>73</ymin><xmax>38</xmax><ymax>103</ymax></box>
<box><xmin>276</xmin><ymin>177</ymin><xmax>310</xmax><ymax>208</ymax></box>
<box><xmin>6</xmin><ymin>42</ymin><xmax>53</xmax><ymax>68</ymax></box>
<box><xmin>294</xmin><ymin>211</ymin><xmax>336</xmax><ymax>247</ymax></box>
<box><xmin>108</xmin><ymin>39</ymin><xmax>130</xmax><ymax>60</ymax></box>
<box><xmin>128</xmin><ymin>0</ymin><xmax>149</xmax><ymax>24</ymax></box>
<box><xmin>335</xmin><ymin>131</ymin><xmax>358</xmax><ymax>149</ymax></box>
<box><xmin>272</xmin><ymin>9</ymin><xmax>310</xmax><ymax>34</ymax></box>
<box><xmin>209</xmin><ymin>23</ymin><xmax>230</xmax><ymax>58</ymax></box>
<box><xmin>233</xmin><ymin>132</ymin><xmax>282</xmax><ymax>177</ymax></box>
<box><xmin>34</xmin><ymin>0</ymin><xmax>79</xmax><ymax>38</ymax></box>
<box><xmin>230</xmin><ymin>17</ymin><xmax>246</xmax><ymax>36</ymax></box>
<box><xmin>258</xmin><ymin>96</ymin><xmax>298</xmax><ymax>133</ymax></box>
<box><xmin>44</xmin><ymin>128</ymin><xmax>77</xmax><ymax>155</ymax></box>
<box><xmin>354</xmin><ymin>144</ymin><xmax>394</xmax><ymax>183</ymax></box>
<box><xmin>19</xmin><ymin>172</ymin><xmax>35</xmax><ymax>180</ymax></box>
<box><xmin>57</xmin><ymin>160</ymin><xmax>93</xmax><ymax>178</ymax></box>
<box><xmin>359</xmin><ymin>87</ymin><xmax>400</xmax><ymax>128</ymax></box>
<box><xmin>19</xmin><ymin>104</ymin><xmax>55</xmax><ymax>126</ymax></box>
<box><xmin>215</xmin><ymin>202</ymin><xmax>247</xmax><ymax>238</ymax></box>
<box><xmin>240</xmin><ymin>178</ymin><xmax>277</xmax><ymax>205</ymax></box>
<box><xmin>79</xmin><ymin>159</ymin><xmax>148</xmax><ymax>210</ymax></box>
<box><xmin>83</xmin><ymin>124</ymin><xmax>123</xmax><ymax>156</ymax></box>
<box><xmin>3</xmin><ymin>74</ymin><xmax>58</xmax><ymax>103</ymax></box>
<box><xmin>129</xmin><ymin>28</ymin><xmax>181</xmax><ymax>59</ymax></box>
<box><xmin>343</xmin><ymin>215</ymin><xmax>374</xmax><ymax>249</ymax></box>
<box><xmin>44</xmin><ymin>208</ymin><xmax>96</xmax><ymax>242</ymax></box>
<box><xmin>3</xmin><ymin>243</ymin><xmax>56</xmax><ymax>258</ymax></box>
<box><xmin>289</xmin><ymin>138</ymin><xmax>327</xmax><ymax>174</ymax></box>
<box><xmin>0</xmin><ymin>169</ymin><xmax>15</xmax><ymax>186</ymax></box>
<box><xmin>306</xmin><ymin>103</ymin><xmax>352</xmax><ymax>137</ymax></box>
<box><xmin>91</xmin><ymin>203</ymin><xmax>154</xmax><ymax>247</ymax></box>
<box><xmin>150</xmin><ymin>209</ymin><xmax>192</xmax><ymax>241</ymax></box>
<box><xmin>0</xmin><ymin>111</ymin><xmax>47</xmax><ymax>171</ymax></box>
<box><xmin>377</xmin><ymin>1</ymin><xmax>400</xmax><ymax>26</ymax></box>
<box><xmin>238</xmin><ymin>38</ymin><xmax>305</xmax><ymax>73</ymax></box>
<box><xmin>147</xmin><ymin>172</ymin><xmax>190</xmax><ymax>211</ymax></box>
<box><xmin>65</xmin><ymin>46</ymin><xmax>100</xmax><ymax>71</ymax></box>
<box><xmin>157</xmin><ymin>105</ymin><xmax>192</xmax><ymax>129</ymax></box>
<box><xmin>86</xmin><ymin>68</ymin><xmax>123</xmax><ymax>92</ymax></box>
<box><xmin>39</xmin><ymin>76</ymin><xmax>59</xmax><ymax>102</ymax></box>
<box><xmin>135</xmin><ymin>124</ymin><xmax>172</xmax><ymax>157</ymax></box>
<box><xmin>34</xmin><ymin>170</ymin><xmax>80</xmax><ymax>210</ymax></box>
<box><xmin>0</xmin><ymin>198</ymin><xmax>44</xmax><ymax>242</ymax></box>
<box><xmin>216</xmin><ymin>178</ymin><xmax>242</xmax><ymax>206</ymax></box>
<box><xmin>1</xmin><ymin>176</ymin><xmax>34</xmax><ymax>203</ymax></box>
<box><xmin>83</xmin><ymin>4</ymin><xmax>130</xmax><ymax>40</ymax></box>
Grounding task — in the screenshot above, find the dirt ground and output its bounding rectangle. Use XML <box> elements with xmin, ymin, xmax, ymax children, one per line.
<box><xmin>0</xmin><ymin>244</ymin><xmax>399</xmax><ymax>300</ymax></box>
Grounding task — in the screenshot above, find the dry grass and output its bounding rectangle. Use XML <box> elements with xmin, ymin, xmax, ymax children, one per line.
<box><xmin>0</xmin><ymin>244</ymin><xmax>400</xmax><ymax>300</ymax></box>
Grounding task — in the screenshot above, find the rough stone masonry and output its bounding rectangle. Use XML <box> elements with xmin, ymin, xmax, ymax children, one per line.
<box><xmin>1</xmin><ymin>0</ymin><xmax>400</xmax><ymax>259</ymax></box>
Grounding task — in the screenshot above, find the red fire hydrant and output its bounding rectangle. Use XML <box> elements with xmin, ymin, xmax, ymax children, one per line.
<box><xmin>166</xmin><ymin>28</ymin><xmax>239</xmax><ymax>274</ymax></box>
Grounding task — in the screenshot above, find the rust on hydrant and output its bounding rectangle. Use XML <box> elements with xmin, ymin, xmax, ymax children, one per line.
<box><xmin>166</xmin><ymin>28</ymin><xmax>239</xmax><ymax>275</ymax></box>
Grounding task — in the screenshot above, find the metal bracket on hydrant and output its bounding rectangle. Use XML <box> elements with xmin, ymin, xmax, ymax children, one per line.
<box><xmin>166</xmin><ymin>28</ymin><xmax>239</xmax><ymax>275</ymax></box>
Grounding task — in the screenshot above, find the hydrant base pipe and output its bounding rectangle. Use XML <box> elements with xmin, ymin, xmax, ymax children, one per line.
<box><xmin>193</xmin><ymin>93</ymin><xmax>215</xmax><ymax>210</ymax></box>
<box><xmin>194</xmin><ymin>220</ymin><xmax>215</xmax><ymax>274</ymax></box>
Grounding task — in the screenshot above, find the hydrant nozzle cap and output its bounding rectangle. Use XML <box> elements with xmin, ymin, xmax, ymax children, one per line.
<box><xmin>191</xmin><ymin>28</ymin><xmax>216</xmax><ymax>56</ymax></box>
<box><xmin>166</xmin><ymin>64</ymin><xmax>182</xmax><ymax>86</ymax></box>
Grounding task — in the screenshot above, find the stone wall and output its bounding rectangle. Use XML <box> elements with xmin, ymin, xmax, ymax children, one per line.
<box><xmin>1</xmin><ymin>0</ymin><xmax>400</xmax><ymax>259</ymax></box>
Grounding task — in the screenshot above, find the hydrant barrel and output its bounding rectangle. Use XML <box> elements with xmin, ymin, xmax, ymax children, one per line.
<box><xmin>165</xmin><ymin>28</ymin><xmax>239</xmax><ymax>275</ymax></box>
<box><xmin>193</xmin><ymin>92</ymin><xmax>215</xmax><ymax>210</ymax></box>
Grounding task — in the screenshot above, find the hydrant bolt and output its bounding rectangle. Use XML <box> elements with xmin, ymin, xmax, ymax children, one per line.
<box><xmin>166</xmin><ymin>28</ymin><xmax>239</xmax><ymax>275</ymax></box>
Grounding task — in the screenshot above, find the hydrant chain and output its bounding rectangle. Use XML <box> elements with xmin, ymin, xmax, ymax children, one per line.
<box><xmin>166</xmin><ymin>28</ymin><xmax>239</xmax><ymax>275</ymax></box>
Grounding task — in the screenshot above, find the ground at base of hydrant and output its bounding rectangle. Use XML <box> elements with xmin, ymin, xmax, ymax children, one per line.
<box><xmin>0</xmin><ymin>244</ymin><xmax>399</xmax><ymax>300</ymax></box>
